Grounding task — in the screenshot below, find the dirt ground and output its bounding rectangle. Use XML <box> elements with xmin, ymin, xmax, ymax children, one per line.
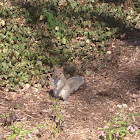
<box><xmin>0</xmin><ymin>35</ymin><xmax>140</xmax><ymax>139</ymax></box>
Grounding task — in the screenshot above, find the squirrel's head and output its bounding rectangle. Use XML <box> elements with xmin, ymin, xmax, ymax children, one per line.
<box><xmin>52</xmin><ymin>66</ymin><xmax>64</xmax><ymax>79</ymax></box>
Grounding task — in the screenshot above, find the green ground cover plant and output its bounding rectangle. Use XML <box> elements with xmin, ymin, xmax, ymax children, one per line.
<box><xmin>8</xmin><ymin>124</ymin><xmax>33</xmax><ymax>140</ymax></box>
<box><xmin>0</xmin><ymin>0</ymin><xmax>139</xmax><ymax>89</ymax></box>
<box><xmin>98</xmin><ymin>106</ymin><xmax>140</xmax><ymax>140</ymax></box>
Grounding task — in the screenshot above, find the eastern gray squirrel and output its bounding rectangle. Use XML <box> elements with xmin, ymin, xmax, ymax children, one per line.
<box><xmin>51</xmin><ymin>67</ymin><xmax>84</xmax><ymax>103</ymax></box>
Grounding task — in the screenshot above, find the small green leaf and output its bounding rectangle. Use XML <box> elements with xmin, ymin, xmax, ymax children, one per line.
<box><xmin>3</xmin><ymin>48</ymin><xmax>8</xmax><ymax>53</ymax></box>
<box><xmin>8</xmin><ymin>133</ymin><xmax>17</xmax><ymax>139</ymax></box>
<box><xmin>62</xmin><ymin>38</ymin><xmax>66</xmax><ymax>44</ymax></box>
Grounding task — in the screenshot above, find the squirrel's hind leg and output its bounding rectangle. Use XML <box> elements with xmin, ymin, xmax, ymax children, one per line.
<box><xmin>60</xmin><ymin>88</ymin><xmax>70</xmax><ymax>103</ymax></box>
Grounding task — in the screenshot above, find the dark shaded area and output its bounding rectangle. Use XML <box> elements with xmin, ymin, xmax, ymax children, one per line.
<box><xmin>98</xmin><ymin>0</ymin><xmax>128</xmax><ymax>4</ymax></box>
<box><xmin>98</xmin><ymin>0</ymin><xmax>140</xmax><ymax>13</ymax></box>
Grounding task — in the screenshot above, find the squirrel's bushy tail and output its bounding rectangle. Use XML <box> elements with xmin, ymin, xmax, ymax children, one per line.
<box><xmin>67</xmin><ymin>77</ymin><xmax>84</xmax><ymax>92</ymax></box>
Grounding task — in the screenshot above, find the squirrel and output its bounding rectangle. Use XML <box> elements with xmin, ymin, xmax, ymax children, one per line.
<box><xmin>51</xmin><ymin>67</ymin><xmax>84</xmax><ymax>103</ymax></box>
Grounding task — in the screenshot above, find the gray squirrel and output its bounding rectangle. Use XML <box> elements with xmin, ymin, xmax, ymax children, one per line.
<box><xmin>51</xmin><ymin>67</ymin><xmax>84</xmax><ymax>103</ymax></box>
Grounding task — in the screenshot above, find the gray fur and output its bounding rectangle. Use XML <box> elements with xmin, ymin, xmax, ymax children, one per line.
<box><xmin>51</xmin><ymin>69</ymin><xmax>84</xmax><ymax>102</ymax></box>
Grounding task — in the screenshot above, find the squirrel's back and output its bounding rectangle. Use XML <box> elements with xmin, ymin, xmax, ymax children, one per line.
<box><xmin>67</xmin><ymin>76</ymin><xmax>84</xmax><ymax>93</ymax></box>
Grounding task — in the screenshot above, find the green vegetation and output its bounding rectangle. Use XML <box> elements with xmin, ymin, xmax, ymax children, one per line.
<box><xmin>49</xmin><ymin>100</ymin><xmax>64</xmax><ymax>138</ymax></box>
<box><xmin>98</xmin><ymin>107</ymin><xmax>140</xmax><ymax>140</ymax></box>
<box><xmin>0</xmin><ymin>0</ymin><xmax>139</xmax><ymax>89</ymax></box>
<box><xmin>8</xmin><ymin>124</ymin><xmax>33</xmax><ymax>139</ymax></box>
